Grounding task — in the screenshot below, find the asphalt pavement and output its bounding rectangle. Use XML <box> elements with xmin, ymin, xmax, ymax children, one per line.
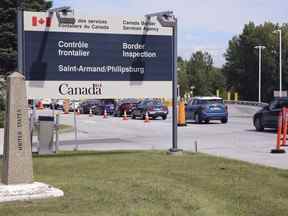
<box><xmin>1</xmin><ymin>104</ymin><xmax>288</xmax><ymax>169</ymax></box>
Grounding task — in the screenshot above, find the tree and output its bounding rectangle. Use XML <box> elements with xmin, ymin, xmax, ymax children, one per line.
<box><xmin>186</xmin><ymin>51</ymin><xmax>223</xmax><ymax>96</ymax></box>
<box><xmin>224</xmin><ymin>22</ymin><xmax>288</xmax><ymax>102</ymax></box>
<box><xmin>177</xmin><ymin>52</ymin><xmax>226</xmax><ymax>98</ymax></box>
<box><xmin>0</xmin><ymin>0</ymin><xmax>52</xmax><ymax>76</ymax></box>
<box><xmin>210</xmin><ymin>67</ymin><xmax>226</xmax><ymax>94</ymax></box>
<box><xmin>177</xmin><ymin>57</ymin><xmax>189</xmax><ymax>97</ymax></box>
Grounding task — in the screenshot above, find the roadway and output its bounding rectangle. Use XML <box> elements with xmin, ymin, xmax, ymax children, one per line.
<box><xmin>1</xmin><ymin>104</ymin><xmax>288</xmax><ymax>169</ymax></box>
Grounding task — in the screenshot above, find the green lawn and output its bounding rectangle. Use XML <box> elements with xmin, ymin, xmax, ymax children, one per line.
<box><xmin>1</xmin><ymin>151</ymin><xmax>288</xmax><ymax>216</ymax></box>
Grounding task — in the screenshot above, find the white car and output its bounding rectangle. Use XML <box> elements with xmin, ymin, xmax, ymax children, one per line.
<box><xmin>69</xmin><ymin>101</ymin><xmax>81</xmax><ymax>111</ymax></box>
<box><xmin>41</xmin><ymin>98</ymin><xmax>52</xmax><ymax>108</ymax></box>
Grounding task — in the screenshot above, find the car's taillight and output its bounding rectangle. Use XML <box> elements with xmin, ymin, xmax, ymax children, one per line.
<box><xmin>201</xmin><ymin>106</ymin><xmax>208</xmax><ymax>112</ymax></box>
<box><xmin>148</xmin><ymin>107</ymin><xmax>154</xmax><ymax>111</ymax></box>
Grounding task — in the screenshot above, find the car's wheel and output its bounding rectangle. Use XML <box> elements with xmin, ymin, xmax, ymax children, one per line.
<box><xmin>132</xmin><ymin>114</ymin><xmax>136</xmax><ymax>119</ymax></box>
<box><xmin>254</xmin><ymin>117</ymin><xmax>264</xmax><ymax>131</ymax></box>
<box><xmin>140</xmin><ymin>111</ymin><xmax>147</xmax><ymax>120</ymax></box>
<box><xmin>221</xmin><ymin>118</ymin><xmax>228</xmax><ymax>124</ymax></box>
<box><xmin>195</xmin><ymin>113</ymin><xmax>202</xmax><ymax>124</ymax></box>
<box><xmin>162</xmin><ymin>115</ymin><xmax>167</xmax><ymax>120</ymax></box>
<box><xmin>204</xmin><ymin>119</ymin><xmax>209</xmax><ymax>124</ymax></box>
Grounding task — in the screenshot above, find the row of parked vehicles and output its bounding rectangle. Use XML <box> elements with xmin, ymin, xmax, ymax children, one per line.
<box><xmin>35</xmin><ymin>96</ymin><xmax>230</xmax><ymax>123</ymax></box>
<box><xmin>34</xmin><ymin>95</ymin><xmax>288</xmax><ymax>130</ymax></box>
<box><xmin>78</xmin><ymin>97</ymin><xmax>230</xmax><ymax>122</ymax></box>
<box><xmin>79</xmin><ymin>98</ymin><xmax>169</xmax><ymax>120</ymax></box>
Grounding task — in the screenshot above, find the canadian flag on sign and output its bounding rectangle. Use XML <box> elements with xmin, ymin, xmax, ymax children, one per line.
<box><xmin>32</xmin><ymin>16</ymin><xmax>52</xmax><ymax>27</ymax></box>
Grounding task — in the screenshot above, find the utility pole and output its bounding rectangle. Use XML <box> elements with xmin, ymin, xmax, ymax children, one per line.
<box><xmin>274</xmin><ymin>29</ymin><xmax>282</xmax><ymax>97</ymax></box>
<box><xmin>254</xmin><ymin>45</ymin><xmax>265</xmax><ymax>103</ymax></box>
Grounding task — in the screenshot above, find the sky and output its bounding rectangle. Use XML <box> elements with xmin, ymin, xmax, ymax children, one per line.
<box><xmin>53</xmin><ymin>0</ymin><xmax>287</xmax><ymax>67</ymax></box>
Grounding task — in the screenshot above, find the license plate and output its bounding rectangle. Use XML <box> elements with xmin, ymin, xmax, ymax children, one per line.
<box><xmin>211</xmin><ymin>107</ymin><xmax>221</xmax><ymax>111</ymax></box>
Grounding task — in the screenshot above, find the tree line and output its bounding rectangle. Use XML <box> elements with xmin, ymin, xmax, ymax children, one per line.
<box><xmin>0</xmin><ymin>0</ymin><xmax>51</xmax><ymax>76</ymax></box>
<box><xmin>0</xmin><ymin>1</ymin><xmax>287</xmax><ymax>102</ymax></box>
<box><xmin>178</xmin><ymin>22</ymin><xmax>288</xmax><ymax>102</ymax></box>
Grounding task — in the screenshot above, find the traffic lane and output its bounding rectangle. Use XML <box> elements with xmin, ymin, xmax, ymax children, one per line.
<box><xmin>57</xmin><ymin>105</ymin><xmax>265</xmax><ymax>150</ymax></box>
<box><xmin>58</xmin><ymin>113</ymin><xmax>172</xmax><ymax>149</ymax></box>
<box><xmin>227</xmin><ymin>104</ymin><xmax>261</xmax><ymax>117</ymax></box>
<box><xmin>58</xmin><ymin>109</ymin><xmax>269</xmax><ymax>151</ymax></box>
<box><xmin>179</xmin><ymin>117</ymin><xmax>287</xmax><ymax>169</ymax></box>
<box><xmin>59</xmin><ymin>111</ymin><xmax>287</xmax><ymax>169</ymax></box>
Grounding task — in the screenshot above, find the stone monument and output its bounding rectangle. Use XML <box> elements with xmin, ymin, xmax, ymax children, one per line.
<box><xmin>0</xmin><ymin>72</ymin><xmax>64</xmax><ymax>202</ymax></box>
<box><xmin>2</xmin><ymin>72</ymin><xmax>33</xmax><ymax>184</ymax></box>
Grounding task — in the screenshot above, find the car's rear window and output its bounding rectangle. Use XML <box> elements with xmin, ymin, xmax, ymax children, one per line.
<box><xmin>143</xmin><ymin>100</ymin><xmax>163</xmax><ymax>106</ymax></box>
<box><xmin>199</xmin><ymin>99</ymin><xmax>223</xmax><ymax>104</ymax></box>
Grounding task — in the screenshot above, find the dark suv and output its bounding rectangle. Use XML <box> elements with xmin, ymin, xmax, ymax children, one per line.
<box><xmin>79</xmin><ymin>99</ymin><xmax>101</xmax><ymax>114</ymax></box>
<box><xmin>253</xmin><ymin>97</ymin><xmax>288</xmax><ymax>131</ymax></box>
<box><xmin>131</xmin><ymin>99</ymin><xmax>168</xmax><ymax>120</ymax></box>
<box><xmin>114</xmin><ymin>99</ymin><xmax>139</xmax><ymax>117</ymax></box>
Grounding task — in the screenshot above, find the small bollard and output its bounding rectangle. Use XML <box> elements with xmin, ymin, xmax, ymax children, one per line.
<box><xmin>178</xmin><ymin>98</ymin><xmax>186</xmax><ymax>127</ymax></box>
<box><xmin>194</xmin><ymin>141</ymin><xmax>198</xmax><ymax>153</ymax></box>
<box><xmin>55</xmin><ymin>113</ymin><xmax>60</xmax><ymax>152</ymax></box>
<box><xmin>38</xmin><ymin>116</ymin><xmax>55</xmax><ymax>155</ymax></box>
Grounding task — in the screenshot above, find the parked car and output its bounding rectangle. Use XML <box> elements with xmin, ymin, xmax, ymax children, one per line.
<box><xmin>253</xmin><ymin>97</ymin><xmax>288</xmax><ymax>131</ymax></box>
<box><xmin>114</xmin><ymin>99</ymin><xmax>139</xmax><ymax>117</ymax></box>
<box><xmin>91</xmin><ymin>99</ymin><xmax>116</xmax><ymax>115</ymax></box>
<box><xmin>50</xmin><ymin>99</ymin><xmax>64</xmax><ymax>110</ymax></box>
<box><xmin>41</xmin><ymin>98</ymin><xmax>52</xmax><ymax>108</ymax></box>
<box><xmin>185</xmin><ymin>97</ymin><xmax>228</xmax><ymax>124</ymax></box>
<box><xmin>79</xmin><ymin>99</ymin><xmax>101</xmax><ymax>114</ymax></box>
<box><xmin>131</xmin><ymin>99</ymin><xmax>168</xmax><ymax>120</ymax></box>
<box><xmin>69</xmin><ymin>100</ymin><xmax>81</xmax><ymax>112</ymax></box>
<box><xmin>101</xmin><ymin>99</ymin><xmax>116</xmax><ymax>115</ymax></box>
<box><xmin>91</xmin><ymin>104</ymin><xmax>105</xmax><ymax>115</ymax></box>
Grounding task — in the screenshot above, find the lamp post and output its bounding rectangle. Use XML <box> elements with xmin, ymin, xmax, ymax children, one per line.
<box><xmin>48</xmin><ymin>6</ymin><xmax>76</xmax><ymax>24</ymax></box>
<box><xmin>274</xmin><ymin>29</ymin><xmax>282</xmax><ymax>97</ymax></box>
<box><xmin>254</xmin><ymin>45</ymin><xmax>265</xmax><ymax>103</ymax></box>
<box><xmin>190</xmin><ymin>86</ymin><xmax>195</xmax><ymax>98</ymax></box>
<box><xmin>146</xmin><ymin>11</ymin><xmax>182</xmax><ymax>154</ymax></box>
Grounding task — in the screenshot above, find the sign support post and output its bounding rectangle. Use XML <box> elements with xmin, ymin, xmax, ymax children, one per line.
<box><xmin>171</xmin><ymin>18</ymin><xmax>178</xmax><ymax>151</ymax></box>
<box><xmin>169</xmin><ymin>17</ymin><xmax>183</xmax><ymax>154</ymax></box>
<box><xmin>145</xmin><ymin>11</ymin><xmax>183</xmax><ymax>154</ymax></box>
<box><xmin>73</xmin><ymin>101</ymin><xmax>79</xmax><ymax>151</ymax></box>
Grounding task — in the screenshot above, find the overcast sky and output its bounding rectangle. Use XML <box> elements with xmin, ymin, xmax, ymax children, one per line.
<box><xmin>53</xmin><ymin>0</ymin><xmax>287</xmax><ymax>67</ymax></box>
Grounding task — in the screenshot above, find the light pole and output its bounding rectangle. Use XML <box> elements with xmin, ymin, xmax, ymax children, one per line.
<box><xmin>146</xmin><ymin>11</ymin><xmax>181</xmax><ymax>154</ymax></box>
<box><xmin>48</xmin><ymin>6</ymin><xmax>76</xmax><ymax>24</ymax></box>
<box><xmin>254</xmin><ymin>45</ymin><xmax>265</xmax><ymax>103</ymax></box>
<box><xmin>274</xmin><ymin>29</ymin><xmax>282</xmax><ymax>97</ymax></box>
<box><xmin>190</xmin><ymin>86</ymin><xmax>195</xmax><ymax>98</ymax></box>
